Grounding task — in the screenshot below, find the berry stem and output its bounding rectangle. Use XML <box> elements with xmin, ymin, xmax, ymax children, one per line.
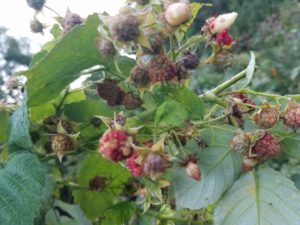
<box><xmin>200</xmin><ymin>68</ymin><xmax>247</xmax><ymax>97</ymax></box>
<box><xmin>169</xmin><ymin>35</ymin><xmax>176</xmax><ymax>61</ymax></box>
<box><xmin>226</xmin><ymin>88</ymin><xmax>300</xmax><ymax>100</ymax></box>
<box><xmin>55</xmin><ymin>87</ymin><xmax>70</xmax><ymax>116</ymax></box>
<box><xmin>176</xmin><ymin>35</ymin><xmax>206</xmax><ymax>54</ymax></box>
<box><xmin>193</xmin><ymin>114</ymin><xmax>227</xmax><ymax>126</ymax></box>
<box><xmin>44</xmin><ymin>5</ymin><xmax>63</xmax><ymax>18</ymax></box>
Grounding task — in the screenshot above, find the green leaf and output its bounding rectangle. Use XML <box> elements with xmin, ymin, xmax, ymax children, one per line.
<box><xmin>173</xmin><ymin>125</ymin><xmax>242</xmax><ymax>210</ymax></box>
<box><xmin>281</xmin><ymin>133</ymin><xmax>300</xmax><ymax>160</ymax></box>
<box><xmin>29</xmin><ymin>103</ymin><xmax>56</xmax><ymax>123</ymax></box>
<box><xmin>155</xmin><ymin>99</ymin><xmax>189</xmax><ymax>127</ymax></box>
<box><xmin>102</xmin><ymin>202</ymin><xmax>136</xmax><ymax>225</ymax></box>
<box><xmin>64</xmin><ymin>99</ymin><xmax>113</xmax><ymax>123</ymax></box>
<box><xmin>176</xmin><ymin>87</ymin><xmax>204</xmax><ymax>120</ymax></box>
<box><xmin>73</xmin><ymin>153</ymin><xmax>131</xmax><ymax>220</ymax></box>
<box><xmin>0</xmin><ymin>111</ymin><xmax>9</xmax><ymax>142</ymax></box>
<box><xmin>8</xmin><ymin>97</ymin><xmax>32</xmax><ymax>154</ymax></box>
<box><xmin>240</xmin><ymin>51</ymin><xmax>256</xmax><ymax>89</ymax></box>
<box><xmin>45</xmin><ymin>200</ymin><xmax>92</xmax><ymax>225</ymax></box>
<box><xmin>25</xmin><ymin>14</ymin><xmax>103</xmax><ymax>107</ymax></box>
<box><xmin>0</xmin><ymin>152</ymin><xmax>53</xmax><ymax>225</ymax></box>
<box><xmin>214</xmin><ymin>167</ymin><xmax>300</xmax><ymax>225</ymax></box>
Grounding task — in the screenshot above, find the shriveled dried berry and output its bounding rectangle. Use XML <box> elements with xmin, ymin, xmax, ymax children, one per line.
<box><xmin>123</xmin><ymin>93</ymin><xmax>142</xmax><ymax>110</ymax></box>
<box><xmin>148</xmin><ymin>54</ymin><xmax>178</xmax><ymax>82</ymax></box>
<box><xmin>97</xmin><ymin>79</ymin><xmax>125</xmax><ymax>106</ymax></box>
<box><xmin>96</xmin><ymin>37</ymin><xmax>116</xmax><ymax>57</ymax></box>
<box><xmin>52</xmin><ymin>134</ymin><xmax>73</xmax><ymax>157</ymax></box>
<box><xmin>131</xmin><ymin>66</ymin><xmax>150</xmax><ymax>87</ymax></box>
<box><xmin>62</xmin><ymin>10</ymin><xmax>83</xmax><ymax>33</ymax></box>
<box><xmin>26</xmin><ymin>0</ymin><xmax>45</xmax><ymax>11</ymax></box>
<box><xmin>143</xmin><ymin>153</ymin><xmax>166</xmax><ymax>177</ymax></box>
<box><xmin>110</xmin><ymin>14</ymin><xmax>140</xmax><ymax>42</ymax></box>
<box><xmin>181</xmin><ymin>52</ymin><xmax>199</xmax><ymax>69</ymax></box>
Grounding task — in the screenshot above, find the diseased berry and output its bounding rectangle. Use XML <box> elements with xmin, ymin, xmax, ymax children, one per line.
<box><xmin>96</xmin><ymin>37</ymin><xmax>116</xmax><ymax>57</ymax></box>
<box><xmin>30</xmin><ymin>19</ymin><xmax>44</xmax><ymax>34</ymax></box>
<box><xmin>145</xmin><ymin>29</ymin><xmax>164</xmax><ymax>53</ymax></box>
<box><xmin>131</xmin><ymin>66</ymin><xmax>150</xmax><ymax>87</ymax></box>
<box><xmin>89</xmin><ymin>176</ymin><xmax>107</xmax><ymax>191</ymax></box>
<box><xmin>126</xmin><ymin>151</ymin><xmax>143</xmax><ymax>176</ymax></box>
<box><xmin>26</xmin><ymin>0</ymin><xmax>45</xmax><ymax>11</ymax></box>
<box><xmin>123</xmin><ymin>93</ymin><xmax>142</xmax><ymax>110</ymax></box>
<box><xmin>215</xmin><ymin>29</ymin><xmax>234</xmax><ymax>46</ymax></box>
<box><xmin>52</xmin><ymin>134</ymin><xmax>73</xmax><ymax>157</ymax></box>
<box><xmin>62</xmin><ymin>10</ymin><xmax>83</xmax><ymax>33</ymax></box>
<box><xmin>230</xmin><ymin>131</ymin><xmax>250</xmax><ymax>153</ymax></box>
<box><xmin>241</xmin><ymin>157</ymin><xmax>258</xmax><ymax>172</ymax></box>
<box><xmin>251</xmin><ymin>132</ymin><xmax>280</xmax><ymax>160</ymax></box>
<box><xmin>99</xmin><ymin>130</ymin><xmax>133</xmax><ymax>162</ymax></box>
<box><xmin>284</xmin><ymin>100</ymin><xmax>300</xmax><ymax>129</ymax></box>
<box><xmin>164</xmin><ymin>2</ymin><xmax>190</xmax><ymax>26</ymax></box>
<box><xmin>148</xmin><ymin>54</ymin><xmax>178</xmax><ymax>82</ymax></box>
<box><xmin>97</xmin><ymin>79</ymin><xmax>125</xmax><ymax>106</ymax></box>
<box><xmin>110</xmin><ymin>15</ymin><xmax>140</xmax><ymax>42</ymax></box>
<box><xmin>253</xmin><ymin>103</ymin><xmax>280</xmax><ymax>129</ymax></box>
<box><xmin>181</xmin><ymin>52</ymin><xmax>199</xmax><ymax>69</ymax></box>
<box><xmin>185</xmin><ymin>162</ymin><xmax>201</xmax><ymax>181</ymax></box>
<box><xmin>209</xmin><ymin>12</ymin><xmax>238</xmax><ymax>34</ymax></box>
<box><xmin>143</xmin><ymin>153</ymin><xmax>166</xmax><ymax>177</ymax></box>
<box><xmin>179</xmin><ymin>154</ymin><xmax>201</xmax><ymax>180</ymax></box>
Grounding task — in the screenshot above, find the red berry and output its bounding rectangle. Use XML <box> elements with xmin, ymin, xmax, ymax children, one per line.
<box><xmin>215</xmin><ymin>29</ymin><xmax>234</xmax><ymax>46</ymax></box>
<box><xmin>284</xmin><ymin>100</ymin><xmax>300</xmax><ymax>129</ymax></box>
<box><xmin>126</xmin><ymin>151</ymin><xmax>143</xmax><ymax>176</ymax></box>
<box><xmin>252</xmin><ymin>132</ymin><xmax>280</xmax><ymax>160</ymax></box>
<box><xmin>99</xmin><ymin>130</ymin><xmax>133</xmax><ymax>162</ymax></box>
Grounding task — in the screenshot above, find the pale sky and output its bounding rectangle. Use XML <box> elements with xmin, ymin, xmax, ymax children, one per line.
<box><xmin>0</xmin><ymin>0</ymin><xmax>124</xmax><ymax>52</ymax></box>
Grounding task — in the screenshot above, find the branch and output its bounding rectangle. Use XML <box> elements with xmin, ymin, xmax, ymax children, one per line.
<box><xmin>200</xmin><ymin>69</ymin><xmax>247</xmax><ymax>97</ymax></box>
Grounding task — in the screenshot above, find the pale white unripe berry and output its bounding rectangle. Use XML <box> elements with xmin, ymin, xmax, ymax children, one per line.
<box><xmin>209</xmin><ymin>12</ymin><xmax>238</xmax><ymax>34</ymax></box>
<box><xmin>186</xmin><ymin>162</ymin><xmax>201</xmax><ymax>181</ymax></box>
<box><xmin>164</xmin><ymin>2</ymin><xmax>190</xmax><ymax>26</ymax></box>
